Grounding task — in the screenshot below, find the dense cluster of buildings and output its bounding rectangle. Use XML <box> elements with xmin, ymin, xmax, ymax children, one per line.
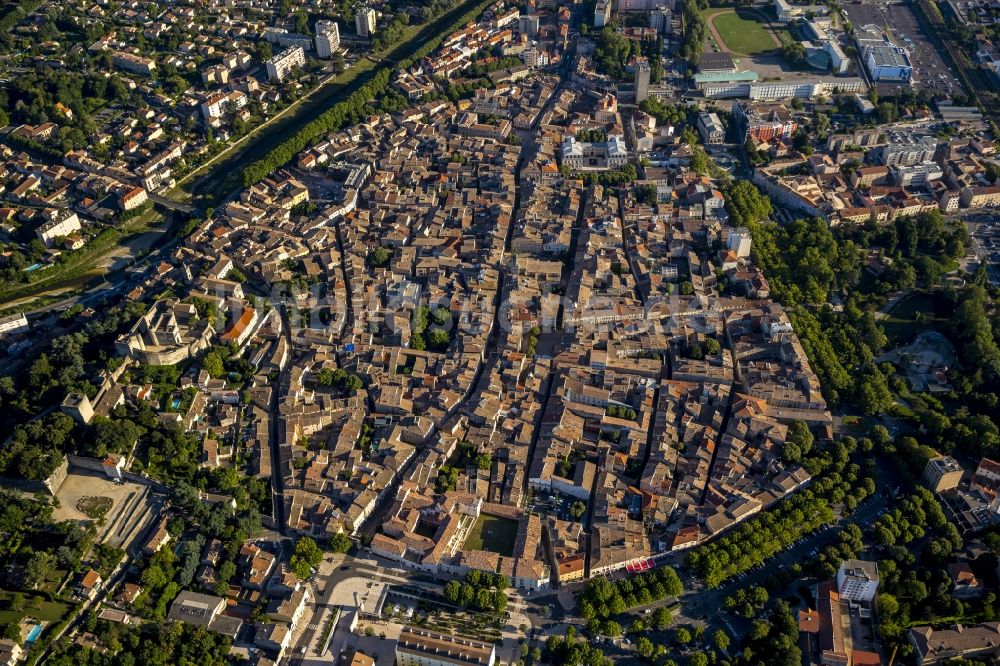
<box><xmin>0</xmin><ymin>148</ymin><xmax>155</xmax><ymax>264</ymax></box>
<box><xmin>798</xmin><ymin>560</ymin><xmax>882</xmax><ymax>666</ymax></box>
<box><xmin>6</xmin><ymin>0</ymin><xmax>1000</xmax><ymax>663</ymax></box>
<box><xmin>419</xmin><ymin>2</ymin><xmax>570</xmax><ymax>80</ymax></box>
<box><xmin>921</xmin><ymin>455</ymin><xmax>1000</xmax><ymax>534</ymax></box>
<box><xmin>746</xmin><ymin>113</ymin><xmax>999</xmax><ymax>224</ymax></box>
<box><xmin>161</xmin><ymin>552</ymin><xmax>313</xmax><ymax>662</ymax></box>
<box><xmin>79</xmin><ymin>3</ymin><xmax>836</xmax><ymax>600</ymax></box>
<box><xmin>0</xmin><ymin>0</ymin><xmax>358</xmax><ymax>274</ymax></box>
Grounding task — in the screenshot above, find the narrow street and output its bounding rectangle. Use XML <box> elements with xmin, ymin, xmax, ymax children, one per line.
<box><xmin>244</xmin><ymin>281</ymin><xmax>293</xmax><ymax>534</ymax></box>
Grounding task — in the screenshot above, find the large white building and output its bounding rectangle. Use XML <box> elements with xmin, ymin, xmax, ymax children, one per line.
<box><xmin>264</xmin><ymin>28</ymin><xmax>314</xmax><ymax>51</ymax></box>
<box><xmin>356</xmin><ymin>6</ymin><xmax>376</xmax><ymax>38</ymax></box>
<box><xmin>396</xmin><ymin>627</ymin><xmax>495</xmax><ymax>666</ymax></box>
<box><xmin>823</xmin><ymin>40</ymin><xmax>850</xmax><ymax>74</ymax></box>
<box><xmin>200</xmin><ymin>90</ymin><xmax>248</xmax><ymax>120</ymax></box>
<box><xmin>521</xmin><ymin>46</ymin><xmax>548</xmax><ymax>69</ymax></box>
<box><xmin>594</xmin><ymin>0</ymin><xmax>612</xmax><ymax>27</ymax></box>
<box><xmin>619</xmin><ymin>0</ymin><xmax>668</xmax><ymax>11</ymax></box>
<box><xmin>36</xmin><ymin>209</ymin><xmax>82</xmax><ymax>247</ymax></box>
<box><xmin>865</xmin><ymin>45</ymin><xmax>912</xmax><ymax>82</ymax></box>
<box><xmin>891</xmin><ymin>161</ymin><xmax>943</xmax><ymax>187</ymax></box>
<box><xmin>836</xmin><ymin>559</ymin><xmax>879</xmax><ymax>604</ymax></box>
<box><xmin>748</xmin><ymin>77</ymin><xmax>864</xmax><ymax>101</ymax></box>
<box><xmin>561</xmin><ymin>135</ymin><xmax>628</xmax><ymax>170</ymax></box>
<box><xmin>878</xmin><ymin>134</ymin><xmax>939</xmax><ymax>166</ymax></box>
<box><xmin>315</xmin><ymin>20</ymin><xmax>341</xmax><ymax>58</ymax></box>
<box><xmin>518</xmin><ymin>14</ymin><xmax>539</xmax><ymax>37</ymax></box>
<box><xmin>857</xmin><ymin>25</ymin><xmax>913</xmax><ymax>82</ymax></box>
<box><xmin>0</xmin><ymin>313</ymin><xmax>29</xmax><ymax>338</ymax></box>
<box><xmin>693</xmin><ymin>71</ymin><xmax>865</xmax><ymax>100</ymax></box>
<box><xmin>773</xmin><ymin>0</ymin><xmax>802</xmax><ymax>23</ymax></box>
<box><xmin>266</xmin><ymin>46</ymin><xmax>305</xmax><ymax>82</ymax></box>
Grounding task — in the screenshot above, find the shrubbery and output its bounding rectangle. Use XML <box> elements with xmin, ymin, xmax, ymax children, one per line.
<box><xmin>579</xmin><ymin>567</ymin><xmax>683</xmax><ymax>620</ymax></box>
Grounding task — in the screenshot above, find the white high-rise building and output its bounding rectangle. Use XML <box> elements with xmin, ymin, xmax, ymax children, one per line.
<box><xmin>594</xmin><ymin>0</ymin><xmax>611</xmax><ymax>27</ymax></box>
<box><xmin>356</xmin><ymin>6</ymin><xmax>376</xmax><ymax>38</ymax></box>
<box><xmin>650</xmin><ymin>7</ymin><xmax>671</xmax><ymax>34</ymax></box>
<box><xmin>518</xmin><ymin>14</ymin><xmax>539</xmax><ymax>37</ymax></box>
<box><xmin>315</xmin><ymin>20</ymin><xmax>340</xmax><ymax>58</ymax></box>
<box><xmin>836</xmin><ymin>560</ymin><xmax>879</xmax><ymax>604</ymax></box>
<box><xmin>266</xmin><ymin>46</ymin><xmax>305</xmax><ymax>82</ymax></box>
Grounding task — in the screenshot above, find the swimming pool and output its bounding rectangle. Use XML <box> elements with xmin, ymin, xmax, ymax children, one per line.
<box><xmin>24</xmin><ymin>263</ymin><xmax>42</xmax><ymax>273</ymax></box>
<box><xmin>25</xmin><ymin>624</ymin><xmax>42</xmax><ymax>644</ymax></box>
<box><xmin>170</xmin><ymin>398</ymin><xmax>182</xmax><ymax>410</ymax></box>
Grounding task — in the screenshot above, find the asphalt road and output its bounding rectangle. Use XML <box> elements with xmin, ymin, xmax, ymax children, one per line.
<box><xmin>525</xmin><ymin>489</ymin><xmax>890</xmax><ymax>659</ymax></box>
<box><xmin>692</xmin><ymin>495</ymin><xmax>886</xmax><ymax>608</ymax></box>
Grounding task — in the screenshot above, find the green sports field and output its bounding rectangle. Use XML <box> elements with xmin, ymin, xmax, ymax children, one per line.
<box><xmin>709</xmin><ymin>10</ymin><xmax>780</xmax><ymax>55</ymax></box>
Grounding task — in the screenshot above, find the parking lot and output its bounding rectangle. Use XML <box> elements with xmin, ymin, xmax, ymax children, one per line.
<box><xmin>885</xmin><ymin>3</ymin><xmax>962</xmax><ymax>96</ymax></box>
<box><xmin>527</xmin><ymin>490</ymin><xmax>585</xmax><ymax>522</ymax></box>
<box><xmin>967</xmin><ymin>215</ymin><xmax>1000</xmax><ymax>285</ymax></box>
<box><xmin>843</xmin><ymin>2</ymin><xmax>963</xmax><ymax>96</ymax></box>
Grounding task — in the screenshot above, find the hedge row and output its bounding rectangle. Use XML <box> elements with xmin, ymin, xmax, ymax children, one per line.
<box><xmin>4</xmin><ymin>131</ymin><xmax>64</xmax><ymax>161</ymax></box>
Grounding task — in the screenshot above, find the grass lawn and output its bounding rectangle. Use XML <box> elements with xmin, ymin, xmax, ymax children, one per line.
<box><xmin>0</xmin><ymin>591</ymin><xmax>71</xmax><ymax>625</ymax></box>
<box><xmin>709</xmin><ymin>10</ymin><xmax>779</xmax><ymax>55</ymax></box>
<box><xmin>841</xmin><ymin>415</ymin><xmax>876</xmax><ymax>436</ymax></box>
<box><xmin>775</xmin><ymin>26</ymin><xmax>796</xmax><ymax>48</ymax></box>
<box><xmin>462</xmin><ymin>515</ymin><xmax>518</xmax><ymax>557</ymax></box>
<box><xmin>882</xmin><ymin>291</ymin><xmax>947</xmax><ymax>344</ymax></box>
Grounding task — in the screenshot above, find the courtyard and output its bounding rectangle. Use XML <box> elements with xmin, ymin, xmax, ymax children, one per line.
<box><xmin>462</xmin><ymin>514</ymin><xmax>518</xmax><ymax>557</ymax></box>
<box><xmin>51</xmin><ymin>470</ymin><xmax>156</xmax><ymax>548</ymax></box>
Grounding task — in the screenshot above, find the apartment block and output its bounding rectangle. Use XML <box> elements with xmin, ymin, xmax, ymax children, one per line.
<box><xmin>356</xmin><ymin>6</ymin><xmax>376</xmax><ymax>37</ymax></box>
<box><xmin>266</xmin><ymin>46</ymin><xmax>305</xmax><ymax>82</ymax></box>
<box><xmin>36</xmin><ymin>209</ymin><xmax>82</xmax><ymax>247</ymax></box>
<box><xmin>923</xmin><ymin>456</ymin><xmax>964</xmax><ymax>492</ymax></box>
<box><xmin>112</xmin><ymin>51</ymin><xmax>157</xmax><ymax>75</ymax></box>
<box><xmin>316</xmin><ymin>20</ymin><xmax>341</xmax><ymax>58</ymax></box>
<box><xmin>733</xmin><ymin>102</ymin><xmax>797</xmax><ymax>143</ymax></box>
<box><xmin>836</xmin><ymin>559</ymin><xmax>879</xmax><ymax>604</ymax></box>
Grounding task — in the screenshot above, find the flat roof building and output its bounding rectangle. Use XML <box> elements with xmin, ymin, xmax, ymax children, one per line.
<box><xmin>837</xmin><ymin>559</ymin><xmax>879</xmax><ymax>604</ymax></box>
<box><xmin>698</xmin><ymin>52</ymin><xmax>737</xmax><ymax>73</ymax></box>
<box><xmin>266</xmin><ymin>46</ymin><xmax>305</xmax><ymax>82</ymax></box>
<box><xmin>167</xmin><ymin>591</ymin><xmax>243</xmax><ymax>638</ymax></box>
<box><xmin>356</xmin><ymin>6</ymin><xmax>376</xmax><ymax>38</ymax></box>
<box><xmin>316</xmin><ymin>20</ymin><xmax>341</xmax><ymax>58</ymax></box>
<box><xmin>857</xmin><ymin>24</ymin><xmax>913</xmax><ymax>82</ymax></box>
<box><xmin>396</xmin><ymin>627</ymin><xmax>496</xmax><ymax>666</ymax></box>
<box><xmin>924</xmin><ymin>456</ymin><xmax>964</xmax><ymax>492</ymax></box>
<box><xmin>0</xmin><ymin>312</ymin><xmax>29</xmax><ymax>338</ymax></box>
